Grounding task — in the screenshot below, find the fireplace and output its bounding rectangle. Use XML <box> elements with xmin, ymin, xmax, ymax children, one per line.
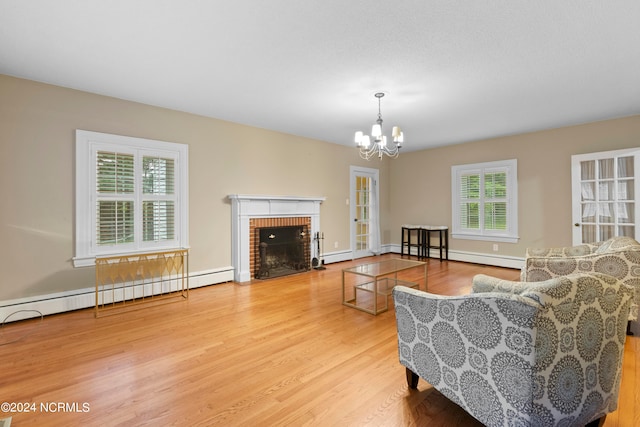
<box><xmin>228</xmin><ymin>195</ymin><xmax>325</xmax><ymax>282</ymax></box>
<box><xmin>254</xmin><ymin>224</ymin><xmax>310</xmax><ymax>279</ymax></box>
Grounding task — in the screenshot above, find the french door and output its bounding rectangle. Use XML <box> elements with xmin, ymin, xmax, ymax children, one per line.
<box><xmin>571</xmin><ymin>148</ymin><xmax>640</xmax><ymax>244</ymax></box>
<box><xmin>350</xmin><ymin>166</ymin><xmax>380</xmax><ymax>259</ymax></box>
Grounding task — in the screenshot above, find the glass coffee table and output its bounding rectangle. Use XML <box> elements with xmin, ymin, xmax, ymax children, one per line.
<box><xmin>342</xmin><ymin>258</ymin><xmax>427</xmax><ymax>315</ymax></box>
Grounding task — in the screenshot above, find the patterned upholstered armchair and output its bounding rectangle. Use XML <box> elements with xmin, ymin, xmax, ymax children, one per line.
<box><xmin>521</xmin><ymin>236</ymin><xmax>640</xmax><ymax>330</ymax></box>
<box><xmin>393</xmin><ymin>272</ymin><xmax>634</xmax><ymax>427</ymax></box>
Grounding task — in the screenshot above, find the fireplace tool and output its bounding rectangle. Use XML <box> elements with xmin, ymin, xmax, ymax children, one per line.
<box><xmin>312</xmin><ymin>232</ymin><xmax>326</xmax><ymax>270</ymax></box>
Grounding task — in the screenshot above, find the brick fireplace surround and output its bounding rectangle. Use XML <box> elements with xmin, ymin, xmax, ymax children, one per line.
<box><xmin>250</xmin><ymin>216</ymin><xmax>311</xmax><ymax>279</ymax></box>
<box><xmin>228</xmin><ymin>195</ymin><xmax>325</xmax><ymax>283</ymax></box>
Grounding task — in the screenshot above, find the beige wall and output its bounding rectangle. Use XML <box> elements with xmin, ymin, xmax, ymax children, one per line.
<box><xmin>3</xmin><ymin>73</ymin><xmax>640</xmax><ymax>303</ymax></box>
<box><xmin>389</xmin><ymin>115</ymin><xmax>640</xmax><ymax>257</ymax></box>
<box><xmin>0</xmin><ymin>74</ymin><xmax>389</xmax><ymax>301</ymax></box>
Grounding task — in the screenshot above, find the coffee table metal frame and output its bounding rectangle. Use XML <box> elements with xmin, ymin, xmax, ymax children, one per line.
<box><xmin>342</xmin><ymin>258</ymin><xmax>427</xmax><ymax>315</ymax></box>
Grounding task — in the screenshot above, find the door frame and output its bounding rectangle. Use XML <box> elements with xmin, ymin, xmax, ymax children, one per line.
<box><xmin>571</xmin><ymin>147</ymin><xmax>640</xmax><ymax>244</ymax></box>
<box><xmin>350</xmin><ymin>165</ymin><xmax>380</xmax><ymax>259</ymax></box>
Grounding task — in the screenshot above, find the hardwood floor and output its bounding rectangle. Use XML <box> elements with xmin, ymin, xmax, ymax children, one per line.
<box><xmin>1</xmin><ymin>255</ymin><xmax>638</xmax><ymax>426</ymax></box>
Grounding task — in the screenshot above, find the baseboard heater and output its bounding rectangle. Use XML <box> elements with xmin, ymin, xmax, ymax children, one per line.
<box><xmin>95</xmin><ymin>249</ymin><xmax>189</xmax><ymax>318</ymax></box>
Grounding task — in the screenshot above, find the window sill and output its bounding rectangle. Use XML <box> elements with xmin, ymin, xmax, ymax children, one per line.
<box><xmin>73</xmin><ymin>256</ymin><xmax>96</xmax><ymax>268</ymax></box>
<box><xmin>451</xmin><ymin>233</ymin><xmax>519</xmax><ymax>244</ymax></box>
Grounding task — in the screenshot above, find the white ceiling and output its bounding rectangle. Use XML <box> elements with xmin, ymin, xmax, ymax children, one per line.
<box><xmin>2</xmin><ymin>1</ymin><xmax>640</xmax><ymax>152</ymax></box>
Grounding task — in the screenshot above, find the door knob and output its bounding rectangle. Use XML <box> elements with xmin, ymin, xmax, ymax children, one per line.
<box><xmin>574</xmin><ymin>223</ymin><xmax>580</xmax><ymax>227</ymax></box>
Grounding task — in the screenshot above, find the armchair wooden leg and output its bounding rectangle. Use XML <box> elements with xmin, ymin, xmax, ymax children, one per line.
<box><xmin>406</xmin><ymin>367</ymin><xmax>419</xmax><ymax>389</ymax></box>
<box><xmin>585</xmin><ymin>415</ymin><xmax>606</xmax><ymax>427</ymax></box>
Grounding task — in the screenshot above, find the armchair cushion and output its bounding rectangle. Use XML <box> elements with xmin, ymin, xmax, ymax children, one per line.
<box><xmin>472</xmin><ymin>274</ymin><xmax>566</xmax><ymax>296</ymax></box>
<box><xmin>393</xmin><ymin>272</ymin><xmax>634</xmax><ymax>427</ymax></box>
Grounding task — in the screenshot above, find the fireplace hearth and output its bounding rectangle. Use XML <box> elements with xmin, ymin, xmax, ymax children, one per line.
<box><xmin>255</xmin><ymin>225</ymin><xmax>310</xmax><ymax>279</ymax></box>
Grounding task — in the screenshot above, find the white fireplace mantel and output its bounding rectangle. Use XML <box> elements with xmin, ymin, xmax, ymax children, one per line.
<box><xmin>228</xmin><ymin>194</ymin><xmax>325</xmax><ymax>282</ymax></box>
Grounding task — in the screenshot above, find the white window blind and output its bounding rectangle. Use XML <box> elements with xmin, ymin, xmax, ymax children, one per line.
<box><xmin>75</xmin><ymin>130</ymin><xmax>188</xmax><ymax>267</ymax></box>
<box><xmin>142</xmin><ymin>155</ymin><xmax>176</xmax><ymax>243</ymax></box>
<box><xmin>96</xmin><ymin>151</ymin><xmax>135</xmax><ymax>245</ymax></box>
<box><xmin>452</xmin><ymin>159</ymin><xmax>518</xmax><ymax>243</ymax></box>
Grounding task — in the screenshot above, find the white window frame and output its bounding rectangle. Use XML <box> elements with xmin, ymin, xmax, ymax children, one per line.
<box><xmin>74</xmin><ymin>130</ymin><xmax>189</xmax><ymax>267</ymax></box>
<box><xmin>451</xmin><ymin>159</ymin><xmax>519</xmax><ymax>243</ymax></box>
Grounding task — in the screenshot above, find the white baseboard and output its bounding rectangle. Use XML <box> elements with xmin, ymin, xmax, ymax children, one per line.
<box><xmin>0</xmin><ymin>266</ymin><xmax>234</xmax><ymax>323</ymax></box>
<box><xmin>448</xmin><ymin>250</ymin><xmax>524</xmax><ymax>269</ymax></box>
<box><xmin>321</xmin><ymin>249</ymin><xmax>353</xmax><ymax>264</ymax></box>
<box><xmin>320</xmin><ymin>244</ymin><xmax>398</xmax><ymax>265</ymax></box>
<box><xmin>386</xmin><ymin>244</ymin><xmax>524</xmax><ymax>269</ymax></box>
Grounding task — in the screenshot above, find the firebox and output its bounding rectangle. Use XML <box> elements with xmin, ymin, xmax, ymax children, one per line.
<box><xmin>254</xmin><ymin>225</ymin><xmax>310</xmax><ymax>279</ymax></box>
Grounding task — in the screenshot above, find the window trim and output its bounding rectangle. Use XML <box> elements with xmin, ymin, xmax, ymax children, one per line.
<box><xmin>74</xmin><ymin>130</ymin><xmax>189</xmax><ymax>267</ymax></box>
<box><xmin>451</xmin><ymin>159</ymin><xmax>519</xmax><ymax>243</ymax></box>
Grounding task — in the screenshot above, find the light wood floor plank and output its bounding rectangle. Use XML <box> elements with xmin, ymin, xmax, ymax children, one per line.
<box><xmin>0</xmin><ymin>255</ymin><xmax>637</xmax><ymax>426</ymax></box>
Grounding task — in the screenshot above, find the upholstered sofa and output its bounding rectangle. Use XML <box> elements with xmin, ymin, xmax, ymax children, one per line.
<box><xmin>521</xmin><ymin>236</ymin><xmax>640</xmax><ymax>327</ymax></box>
<box><xmin>393</xmin><ymin>272</ymin><xmax>634</xmax><ymax>427</ymax></box>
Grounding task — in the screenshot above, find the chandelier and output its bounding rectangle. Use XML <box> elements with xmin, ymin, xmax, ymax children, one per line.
<box><xmin>354</xmin><ymin>92</ymin><xmax>404</xmax><ymax>160</ymax></box>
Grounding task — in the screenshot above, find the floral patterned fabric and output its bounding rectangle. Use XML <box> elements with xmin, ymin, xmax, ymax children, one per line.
<box><xmin>521</xmin><ymin>236</ymin><xmax>640</xmax><ymax>324</ymax></box>
<box><xmin>393</xmin><ymin>272</ymin><xmax>634</xmax><ymax>427</ymax></box>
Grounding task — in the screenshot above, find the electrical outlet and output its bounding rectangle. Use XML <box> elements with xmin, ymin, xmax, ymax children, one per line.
<box><xmin>334</xmin><ymin>241</ymin><xmax>339</xmax><ymax>249</ymax></box>
<box><xmin>492</xmin><ymin>244</ymin><xmax>499</xmax><ymax>251</ymax></box>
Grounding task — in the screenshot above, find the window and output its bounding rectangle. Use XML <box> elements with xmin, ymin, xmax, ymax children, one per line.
<box><xmin>74</xmin><ymin>130</ymin><xmax>188</xmax><ymax>267</ymax></box>
<box><xmin>451</xmin><ymin>159</ymin><xmax>518</xmax><ymax>243</ymax></box>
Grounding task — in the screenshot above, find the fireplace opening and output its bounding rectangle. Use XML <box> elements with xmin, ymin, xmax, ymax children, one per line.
<box><xmin>255</xmin><ymin>225</ymin><xmax>310</xmax><ymax>279</ymax></box>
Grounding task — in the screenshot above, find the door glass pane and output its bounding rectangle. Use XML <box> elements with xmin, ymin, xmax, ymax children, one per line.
<box><xmin>582</xmin><ymin>225</ymin><xmax>596</xmax><ymax>243</ymax></box>
<box><xmin>599</xmin><ymin>225</ymin><xmax>615</xmax><ymax>240</ymax></box>
<box><xmin>599</xmin><ymin>159</ymin><xmax>614</xmax><ymax>179</ymax></box>
<box><xmin>581</xmin><ymin>182</ymin><xmax>595</xmax><ymax>201</ymax></box>
<box><xmin>618</xmin><ymin>156</ymin><xmax>634</xmax><ymax>178</ymax></box>
<box><xmin>617</xmin><ymin>203</ymin><xmax>634</xmax><ymax>223</ymax></box>
<box><xmin>598</xmin><ymin>182</ymin><xmax>614</xmax><ymax>201</ymax></box>
<box><xmin>619</xmin><ymin>225</ymin><xmax>635</xmax><ymax>237</ymax></box>
<box><xmin>581</xmin><ymin>160</ymin><xmax>595</xmax><ymax>180</ymax></box>
<box><xmin>618</xmin><ymin>180</ymin><xmax>634</xmax><ymax>200</ymax></box>
<box><xmin>354</xmin><ymin>174</ymin><xmax>372</xmax><ymax>255</ymax></box>
<box><xmin>598</xmin><ymin>203</ymin><xmax>614</xmax><ymax>222</ymax></box>
<box><xmin>582</xmin><ymin>203</ymin><xmax>596</xmax><ymax>222</ymax></box>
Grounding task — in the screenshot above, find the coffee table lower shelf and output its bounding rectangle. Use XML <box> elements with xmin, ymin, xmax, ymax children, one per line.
<box><xmin>342</xmin><ymin>277</ymin><xmax>419</xmax><ymax>315</ymax></box>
